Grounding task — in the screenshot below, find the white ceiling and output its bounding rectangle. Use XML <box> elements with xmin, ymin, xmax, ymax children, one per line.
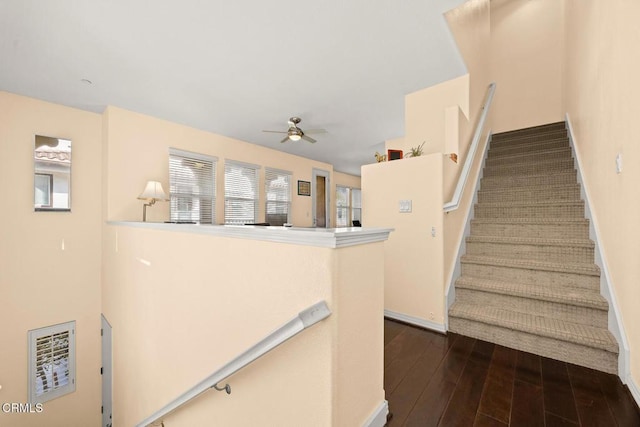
<box><xmin>0</xmin><ymin>0</ymin><xmax>468</xmax><ymax>176</ymax></box>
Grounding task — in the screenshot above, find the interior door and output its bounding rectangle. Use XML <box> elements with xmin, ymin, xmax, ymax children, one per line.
<box><xmin>101</xmin><ymin>315</ymin><xmax>112</xmax><ymax>427</ymax></box>
<box><xmin>312</xmin><ymin>169</ymin><xmax>330</xmax><ymax>228</ymax></box>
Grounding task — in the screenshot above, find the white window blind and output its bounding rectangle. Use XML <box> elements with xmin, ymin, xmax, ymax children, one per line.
<box><xmin>28</xmin><ymin>321</ymin><xmax>76</xmax><ymax>404</ymax></box>
<box><xmin>265</xmin><ymin>168</ymin><xmax>291</xmax><ymax>226</ymax></box>
<box><xmin>351</xmin><ymin>188</ymin><xmax>362</xmax><ymax>224</ymax></box>
<box><xmin>225</xmin><ymin>160</ymin><xmax>260</xmax><ymax>224</ymax></box>
<box><xmin>336</xmin><ymin>186</ymin><xmax>350</xmax><ymax>227</ymax></box>
<box><xmin>169</xmin><ymin>149</ymin><xmax>217</xmax><ymax>224</ymax></box>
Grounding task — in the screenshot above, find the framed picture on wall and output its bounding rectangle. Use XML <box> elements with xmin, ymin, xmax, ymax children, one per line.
<box><xmin>297</xmin><ymin>180</ymin><xmax>311</xmax><ymax>196</ymax></box>
<box><xmin>387</xmin><ymin>149</ymin><xmax>403</xmax><ymax>160</ymax></box>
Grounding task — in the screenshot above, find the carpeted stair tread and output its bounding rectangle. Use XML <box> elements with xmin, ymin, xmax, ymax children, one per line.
<box><xmin>489</xmin><ymin>138</ymin><xmax>570</xmax><ymax>155</ymax></box>
<box><xmin>476</xmin><ymin>200</ymin><xmax>584</xmax><ymax>208</ymax></box>
<box><xmin>477</xmin><ymin>184</ymin><xmax>581</xmax><ymax>202</ymax></box>
<box><xmin>471</xmin><ymin>217</ymin><xmax>590</xmax><ymax>225</ymax></box>
<box><xmin>490</xmin><ymin>132</ymin><xmax>568</xmax><ymax>148</ymax></box>
<box><xmin>481</xmin><ymin>171</ymin><xmax>577</xmax><ymax>188</ymax></box>
<box><xmin>455</xmin><ymin>276</ymin><xmax>607</xmax><ymax>309</ymax></box>
<box><xmin>491</xmin><ymin>122</ymin><xmax>566</xmax><ymax>140</ymax></box>
<box><xmin>449</xmin><ymin>302</ymin><xmax>618</xmax><ymax>353</ymax></box>
<box><xmin>461</xmin><ymin>254</ymin><xmax>600</xmax><ymax>276</ymax></box>
<box><xmin>466</xmin><ymin>235</ymin><xmax>594</xmax><ymax>249</ymax></box>
<box><xmin>483</xmin><ymin>158</ymin><xmax>575</xmax><ymax>176</ymax></box>
<box><xmin>486</xmin><ymin>147</ymin><xmax>572</xmax><ymax>165</ymax></box>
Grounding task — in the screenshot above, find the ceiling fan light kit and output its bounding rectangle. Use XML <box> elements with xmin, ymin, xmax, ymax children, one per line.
<box><xmin>263</xmin><ymin>117</ymin><xmax>327</xmax><ymax>144</ymax></box>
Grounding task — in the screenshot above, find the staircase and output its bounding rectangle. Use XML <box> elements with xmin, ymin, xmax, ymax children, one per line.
<box><xmin>449</xmin><ymin>121</ymin><xmax>619</xmax><ymax>374</ymax></box>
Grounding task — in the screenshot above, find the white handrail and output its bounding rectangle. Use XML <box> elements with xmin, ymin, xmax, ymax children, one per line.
<box><xmin>136</xmin><ymin>301</ymin><xmax>332</xmax><ymax>427</ymax></box>
<box><xmin>443</xmin><ymin>82</ymin><xmax>496</xmax><ymax>212</ymax></box>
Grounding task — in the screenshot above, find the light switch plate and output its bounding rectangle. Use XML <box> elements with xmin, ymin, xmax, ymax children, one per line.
<box><xmin>399</xmin><ymin>200</ymin><xmax>412</xmax><ymax>213</ymax></box>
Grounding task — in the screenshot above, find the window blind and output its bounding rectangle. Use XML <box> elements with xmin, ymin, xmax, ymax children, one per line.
<box><xmin>225</xmin><ymin>160</ymin><xmax>260</xmax><ymax>224</ymax></box>
<box><xmin>336</xmin><ymin>186</ymin><xmax>350</xmax><ymax>227</ymax></box>
<box><xmin>28</xmin><ymin>321</ymin><xmax>75</xmax><ymax>404</ymax></box>
<box><xmin>265</xmin><ymin>168</ymin><xmax>291</xmax><ymax>226</ymax></box>
<box><xmin>169</xmin><ymin>149</ymin><xmax>217</xmax><ymax>224</ymax></box>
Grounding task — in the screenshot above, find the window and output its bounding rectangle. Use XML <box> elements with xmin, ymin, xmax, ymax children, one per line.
<box><xmin>34</xmin><ymin>135</ymin><xmax>71</xmax><ymax>211</ymax></box>
<box><xmin>225</xmin><ymin>160</ymin><xmax>260</xmax><ymax>224</ymax></box>
<box><xmin>351</xmin><ymin>188</ymin><xmax>362</xmax><ymax>224</ymax></box>
<box><xmin>28</xmin><ymin>321</ymin><xmax>75</xmax><ymax>404</ymax></box>
<box><xmin>336</xmin><ymin>186</ymin><xmax>350</xmax><ymax>227</ymax></box>
<box><xmin>336</xmin><ymin>186</ymin><xmax>362</xmax><ymax>227</ymax></box>
<box><xmin>34</xmin><ymin>173</ymin><xmax>53</xmax><ymax>207</ymax></box>
<box><xmin>265</xmin><ymin>168</ymin><xmax>291</xmax><ymax>226</ymax></box>
<box><xmin>169</xmin><ymin>148</ymin><xmax>217</xmax><ymax>224</ymax></box>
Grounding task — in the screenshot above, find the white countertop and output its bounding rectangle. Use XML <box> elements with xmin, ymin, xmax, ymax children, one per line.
<box><xmin>108</xmin><ymin>221</ymin><xmax>393</xmax><ymax>248</ymax></box>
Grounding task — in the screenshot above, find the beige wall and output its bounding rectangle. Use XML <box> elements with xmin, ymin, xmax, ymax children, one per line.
<box><xmin>102</xmin><ymin>224</ymin><xmax>385</xmax><ymax>426</ymax></box>
<box><xmin>0</xmin><ymin>91</ymin><xmax>102</xmax><ymax>426</ymax></box>
<box><xmin>362</xmin><ymin>154</ymin><xmax>444</xmax><ymax>325</ymax></box>
<box><xmin>333</xmin><ymin>171</ymin><xmax>361</xmax><ymax>189</ymax></box>
<box><xmin>563</xmin><ymin>0</ymin><xmax>640</xmax><ymax>387</ymax></box>
<box><xmin>104</xmin><ymin>106</ymin><xmax>335</xmax><ymax>227</ymax></box>
<box><xmin>490</xmin><ymin>0</ymin><xmax>565</xmax><ymax>132</ymax></box>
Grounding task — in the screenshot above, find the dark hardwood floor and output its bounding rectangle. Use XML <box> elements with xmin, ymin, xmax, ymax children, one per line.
<box><xmin>384</xmin><ymin>319</ymin><xmax>640</xmax><ymax>426</ymax></box>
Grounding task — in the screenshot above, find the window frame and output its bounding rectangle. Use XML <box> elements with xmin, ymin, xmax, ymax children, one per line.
<box><xmin>28</xmin><ymin>321</ymin><xmax>76</xmax><ymax>404</ymax></box>
<box><xmin>335</xmin><ymin>185</ymin><xmax>362</xmax><ymax>227</ymax></box>
<box><xmin>265</xmin><ymin>167</ymin><xmax>292</xmax><ymax>226</ymax></box>
<box><xmin>224</xmin><ymin>160</ymin><xmax>261</xmax><ymax>224</ymax></box>
<box><xmin>34</xmin><ymin>173</ymin><xmax>53</xmax><ymax>208</ymax></box>
<box><xmin>169</xmin><ymin>148</ymin><xmax>217</xmax><ymax>224</ymax></box>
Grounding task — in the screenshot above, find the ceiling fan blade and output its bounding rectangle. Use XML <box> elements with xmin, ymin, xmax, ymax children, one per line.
<box><xmin>280</xmin><ymin>136</ymin><xmax>290</xmax><ymax>143</ymax></box>
<box><xmin>303</xmin><ymin>129</ymin><xmax>327</xmax><ymax>135</ymax></box>
<box><xmin>263</xmin><ymin>130</ymin><xmax>288</xmax><ymax>134</ymax></box>
<box><xmin>301</xmin><ymin>135</ymin><xmax>316</xmax><ymax>143</ymax></box>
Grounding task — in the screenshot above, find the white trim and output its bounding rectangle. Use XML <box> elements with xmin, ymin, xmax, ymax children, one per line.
<box><xmin>362</xmin><ymin>400</ymin><xmax>389</xmax><ymax>427</ymax></box>
<box><xmin>627</xmin><ymin>376</ymin><xmax>640</xmax><ymax>408</ymax></box>
<box><xmin>444</xmin><ymin>82</ymin><xmax>496</xmax><ymax>212</ymax></box>
<box><xmin>384</xmin><ymin>310</ymin><xmax>446</xmax><ymax>334</ymax></box>
<box><xmin>224</xmin><ymin>158</ymin><xmax>261</xmax><ymax>170</ymax></box>
<box><xmin>565</xmin><ymin>113</ymin><xmax>630</xmax><ymax>382</ymax></box>
<box><xmin>169</xmin><ymin>147</ymin><xmax>218</xmax><ymax>163</ymax></box>
<box><xmin>108</xmin><ymin>221</ymin><xmax>392</xmax><ymax>249</ymax></box>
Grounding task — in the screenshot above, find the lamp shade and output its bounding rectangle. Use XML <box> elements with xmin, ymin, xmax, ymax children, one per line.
<box><xmin>138</xmin><ymin>181</ymin><xmax>169</xmax><ymax>201</ymax></box>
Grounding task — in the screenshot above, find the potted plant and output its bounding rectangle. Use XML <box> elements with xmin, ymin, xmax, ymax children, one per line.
<box><xmin>405</xmin><ymin>141</ymin><xmax>425</xmax><ymax>158</ymax></box>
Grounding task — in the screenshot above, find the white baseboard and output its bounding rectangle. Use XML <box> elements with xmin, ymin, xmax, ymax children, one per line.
<box><xmin>565</xmin><ymin>113</ymin><xmax>631</xmax><ymax>382</ymax></box>
<box><xmin>363</xmin><ymin>400</ymin><xmax>388</xmax><ymax>427</ymax></box>
<box><xmin>384</xmin><ymin>310</ymin><xmax>446</xmax><ymax>334</ymax></box>
<box><xmin>627</xmin><ymin>376</ymin><xmax>640</xmax><ymax>409</ymax></box>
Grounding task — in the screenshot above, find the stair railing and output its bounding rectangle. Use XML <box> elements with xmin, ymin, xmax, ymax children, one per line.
<box><xmin>136</xmin><ymin>301</ymin><xmax>332</xmax><ymax>427</ymax></box>
<box><xmin>443</xmin><ymin>82</ymin><xmax>496</xmax><ymax>212</ymax></box>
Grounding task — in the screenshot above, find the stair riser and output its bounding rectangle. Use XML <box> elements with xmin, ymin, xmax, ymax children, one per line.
<box><xmin>492</xmin><ymin>123</ymin><xmax>567</xmax><ymax>141</ymax></box>
<box><xmin>489</xmin><ymin>139</ymin><xmax>570</xmax><ymax>156</ymax></box>
<box><xmin>460</xmin><ymin>262</ymin><xmax>600</xmax><ymax>289</ymax></box>
<box><xmin>481</xmin><ymin>172</ymin><xmax>577</xmax><ymax>189</ymax></box>
<box><xmin>483</xmin><ymin>160</ymin><xmax>575</xmax><ymax>177</ymax></box>
<box><xmin>465</xmin><ymin>241</ymin><xmax>594</xmax><ymax>263</ymax></box>
<box><xmin>448</xmin><ymin>317</ymin><xmax>617</xmax><ymax>374</ymax></box>
<box><xmin>491</xmin><ymin>131</ymin><xmax>568</xmax><ymax>147</ymax></box>
<box><xmin>474</xmin><ymin>204</ymin><xmax>585</xmax><ymax>219</ymax></box>
<box><xmin>477</xmin><ymin>187</ymin><xmax>581</xmax><ymax>203</ymax></box>
<box><xmin>485</xmin><ymin>149</ymin><xmax>573</xmax><ymax>167</ymax></box>
<box><xmin>470</xmin><ymin>222</ymin><xmax>590</xmax><ymax>239</ymax></box>
<box><xmin>455</xmin><ymin>288</ymin><xmax>608</xmax><ymax>328</ymax></box>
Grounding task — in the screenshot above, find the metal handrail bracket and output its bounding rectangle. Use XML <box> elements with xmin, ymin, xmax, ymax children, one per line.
<box><xmin>136</xmin><ymin>301</ymin><xmax>331</xmax><ymax>427</ymax></box>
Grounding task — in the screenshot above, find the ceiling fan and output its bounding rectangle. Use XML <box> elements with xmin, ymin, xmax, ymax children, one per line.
<box><xmin>263</xmin><ymin>117</ymin><xmax>326</xmax><ymax>143</ymax></box>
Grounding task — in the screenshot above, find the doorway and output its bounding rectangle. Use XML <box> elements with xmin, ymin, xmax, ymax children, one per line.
<box><xmin>101</xmin><ymin>315</ymin><xmax>112</xmax><ymax>427</ymax></box>
<box><xmin>312</xmin><ymin>168</ymin><xmax>330</xmax><ymax>228</ymax></box>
